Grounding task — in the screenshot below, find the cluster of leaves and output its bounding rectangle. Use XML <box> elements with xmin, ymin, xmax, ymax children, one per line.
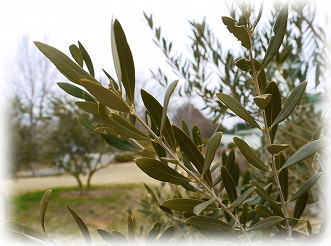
<box><xmin>143</xmin><ymin>1</ymin><xmax>327</xmax><ymax>125</ymax></box>
<box><xmin>12</xmin><ymin>2</ymin><xmax>325</xmax><ymax>242</ymax></box>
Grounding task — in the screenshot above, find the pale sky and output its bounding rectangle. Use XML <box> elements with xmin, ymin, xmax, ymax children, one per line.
<box><xmin>0</xmin><ymin>0</ymin><xmax>329</xmax><ymax>130</ymax></box>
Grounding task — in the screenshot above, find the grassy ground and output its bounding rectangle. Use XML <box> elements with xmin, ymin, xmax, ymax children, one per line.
<box><xmin>9</xmin><ymin>184</ymin><xmax>153</xmax><ymax>240</ymax></box>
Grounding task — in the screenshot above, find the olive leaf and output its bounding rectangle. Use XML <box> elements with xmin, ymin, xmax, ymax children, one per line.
<box><xmin>113</xmin><ymin>19</ymin><xmax>135</xmax><ymax>103</ymax></box>
<box><xmin>233</xmin><ymin>137</ymin><xmax>268</xmax><ymax>171</ymax></box>
<box><xmin>271</xmin><ymin>81</ymin><xmax>307</xmax><ymax>127</ymax></box>
<box><xmin>276</xmin><ymin>153</ymin><xmax>288</xmax><ymax>200</ymax></box>
<box><xmin>221</xmin><ymin>166</ymin><xmax>237</xmax><ymax>202</ymax></box>
<box><xmin>185</xmin><ymin>216</ymin><xmax>232</xmax><ymax>231</ymax></box>
<box><xmin>78</xmin><ymin>41</ymin><xmax>95</xmax><ymax>77</ymax></box>
<box><xmin>216</xmin><ymin>93</ymin><xmax>260</xmax><ymax>129</ymax></box>
<box><xmin>265</xmin><ymin>81</ymin><xmax>282</xmax><ymax>143</ymax></box>
<box><xmin>147</xmin><ymin>221</ymin><xmax>161</xmax><ymax>240</ymax></box>
<box><xmin>160</xmin><ymin>198</ymin><xmax>216</xmax><ymax>213</ymax></box>
<box><xmin>97</xmin><ymin>229</ymin><xmax>113</xmax><ymax>243</ymax></box>
<box><xmin>192</xmin><ymin>125</ymin><xmax>202</xmax><ymax>149</ymax></box>
<box><xmin>254</xmin><ymin>94</ymin><xmax>272</xmax><ymax>109</ymax></box>
<box><xmin>69</xmin><ymin>44</ymin><xmax>83</xmax><ymax>67</ymax></box>
<box><xmin>107</xmin><ymin>113</ymin><xmax>150</xmax><ymax>140</ymax></box>
<box><xmin>79</xmin><ymin>79</ymin><xmax>130</xmax><ymax>112</ymax></box>
<box><xmin>247</xmin><ymin>216</ymin><xmax>283</xmax><ymax>231</ymax></box>
<box><xmin>281</xmin><ymin>139</ymin><xmax>325</xmax><ymax>170</ymax></box>
<box><xmin>57</xmin><ymin>82</ymin><xmax>94</xmax><ymax>102</ymax></box>
<box><xmin>66</xmin><ymin>205</ymin><xmax>91</xmax><ymax>245</ymax></box>
<box><xmin>231</xmin><ymin>187</ymin><xmax>255</xmax><ymax>208</ymax></box>
<box><xmin>127</xmin><ymin>215</ymin><xmax>135</xmax><ymax>241</ymax></box>
<box><xmin>141</xmin><ymin>89</ymin><xmax>176</xmax><ymax>150</ymax></box>
<box><xmin>261</xmin><ymin>4</ymin><xmax>288</xmax><ymax>68</ymax></box>
<box><xmin>135</xmin><ymin>158</ymin><xmax>190</xmax><ymax>184</ymax></box>
<box><xmin>250</xmin><ymin>181</ymin><xmax>277</xmax><ymax>205</ymax></box>
<box><xmin>75</xmin><ymin>101</ymin><xmax>98</xmax><ymax>115</ymax></box>
<box><xmin>290</xmin><ymin>173</ymin><xmax>323</xmax><ymax>201</ymax></box>
<box><xmin>267</xmin><ymin>144</ymin><xmax>289</xmax><ymax>155</ymax></box>
<box><xmin>159</xmin><ymin>226</ymin><xmax>175</xmax><ymax>241</ymax></box>
<box><xmin>34</xmin><ymin>41</ymin><xmax>97</xmax><ymax>84</ymax></box>
<box><xmin>102</xmin><ymin>134</ymin><xmax>138</xmax><ymax>151</ymax></box>
<box><xmin>293</xmin><ymin>192</ymin><xmax>309</xmax><ymax>221</ymax></box>
<box><xmin>202</xmin><ymin>132</ymin><xmax>222</xmax><ymax>175</ymax></box>
<box><xmin>39</xmin><ymin>190</ymin><xmax>52</xmax><ymax>236</ymax></box>
<box><xmin>222</xmin><ymin>17</ymin><xmax>251</xmax><ymax>49</ymax></box>
<box><xmin>256</xmin><ymin>205</ymin><xmax>273</xmax><ymax>218</ymax></box>
<box><xmin>173</xmin><ymin>125</ymin><xmax>212</xmax><ymax>186</ymax></box>
<box><xmin>160</xmin><ymin>80</ymin><xmax>178</xmax><ymax>135</ymax></box>
<box><xmin>193</xmin><ymin>198</ymin><xmax>215</xmax><ymax>215</ymax></box>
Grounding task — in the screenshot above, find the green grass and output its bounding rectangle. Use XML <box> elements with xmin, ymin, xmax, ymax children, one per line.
<box><xmin>9</xmin><ymin>184</ymin><xmax>151</xmax><ymax>240</ymax></box>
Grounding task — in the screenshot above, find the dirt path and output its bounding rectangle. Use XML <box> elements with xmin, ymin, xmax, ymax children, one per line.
<box><xmin>2</xmin><ymin>162</ymin><xmax>158</xmax><ymax>195</ymax></box>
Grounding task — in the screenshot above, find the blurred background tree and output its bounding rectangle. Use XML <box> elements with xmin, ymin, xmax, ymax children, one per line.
<box><xmin>46</xmin><ymin>97</ymin><xmax>112</xmax><ymax>191</ymax></box>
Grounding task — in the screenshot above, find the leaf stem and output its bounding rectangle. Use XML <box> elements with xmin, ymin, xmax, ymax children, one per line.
<box><xmin>248</xmin><ymin>49</ymin><xmax>292</xmax><ymax>239</ymax></box>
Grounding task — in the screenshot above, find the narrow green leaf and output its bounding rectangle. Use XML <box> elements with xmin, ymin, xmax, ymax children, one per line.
<box><xmin>203</xmin><ymin>132</ymin><xmax>222</xmax><ymax>175</ymax></box>
<box><xmin>97</xmin><ymin>229</ymin><xmax>113</xmax><ymax>243</ymax></box>
<box><xmin>261</xmin><ymin>4</ymin><xmax>288</xmax><ymax>68</ymax></box>
<box><xmin>147</xmin><ymin>221</ymin><xmax>161</xmax><ymax>240</ymax></box>
<box><xmin>57</xmin><ymin>82</ymin><xmax>94</xmax><ymax>102</ymax></box>
<box><xmin>185</xmin><ymin>216</ymin><xmax>232</xmax><ymax>231</ymax></box>
<box><xmin>267</xmin><ymin>144</ymin><xmax>289</xmax><ymax>155</ymax></box>
<box><xmin>69</xmin><ymin>44</ymin><xmax>83</xmax><ymax>67</ymax></box>
<box><xmin>66</xmin><ymin>205</ymin><xmax>91</xmax><ymax>244</ymax></box>
<box><xmin>221</xmin><ymin>166</ymin><xmax>237</xmax><ymax>202</ymax></box>
<box><xmin>160</xmin><ymin>80</ymin><xmax>178</xmax><ymax>134</ymax></box>
<box><xmin>250</xmin><ymin>181</ymin><xmax>277</xmax><ymax>205</ymax></box>
<box><xmin>216</xmin><ymin>93</ymin><xmax>260</xmax><ymax>129</ymax></box>
<box><xmin>293</xmin><ymin>192</ymin><xmax>309</xmax><ymax>221</ymax></box>
<box><xmin>291</xmin><ymin>173</ymin><xmax>323</xmax><ymax>201</ymax></box>
<box><xmin>271</xmin><ymin>82</ymin><xmax>307</xmax><ymax>127</ymax></box>
<box><xmin>101</xmin><ymin>134</ymin><xmax>138</xmax><ymax>151</ymax></box>
<box><xmin>255</xmin><ymin>205</ymin><xmax>273</xmax><ymax>218</ymax></box>
<box><xmin>173</xmin><ymin>125</ymin><xmax>212</xmax><ymax>186</ymax></box>
<box><xmin>39</xmin><ymin>190</ymin><xmax>52</xmax><ymax>236</ymax></box>
<box><xmin>233</xmin><ymin>137</ymin><xmax>268</xmax><ymax>171</ymax></box>
<box><xmin>108</xmin><ymin>113</ymin><xmax>150</xmax><ymax>140</ymax></box>
<box><xmin>34</xmin><ymin>41</ymin><xmax>97</xmax><ymax>84</ymax></box>
<box><xmin>102</xmin><ymin>68</ymin><xmax>119</xmax><ymax>91</ymax></box>
<box><xmin>141</xmin><ymin>89</ymin><xmax>176</xmax><ymax>150</ymax></box>
<box><xmin>231</xmin><ymin>187</ymin><xmax>255</xmax><ymax>208</ymax></box>
<box><xmin>222</xmin><ymin>17</ymin><xmax>251</xmax><ymax>49</ymax></box>
<box><xmin>281</xmin><ymin>140</ymin><xmax>325</xmax><ymax>170</ymax></box>
<box><xmin>181</xmin><ymin>119</ymin><xmax>191</xmax><ymax>136</ymax></box>
<box><xmin>192</xmin><ymin>125</ymin><xmax>202</xmax><ymax>149</ymax></box>
<box><xmin>135</xmin><ymin>158</ymin><xmax>190</xmax><ymax>185</ymax></box>
<box><xmin>160</xmin><ymin>198</ymin><xmax>216</xmax><ymax>213</ymax></box>
<box><xmin>247</xmin><ymin>216</ymin><xmax>283</xmax><ymax>231</ymax></box>
<box><xmin>193</xmin><ymin>198</ymin><xmax>215</xmax><ymax>215</ymax></box>
<box><xmin>78</xmin><ymin>41</ymin><xmax>95</xmax><ymax>77</ymax></box>
<box><xmin>254</xmin><ymin>94</ymin><xmax>272</xmax><ymax>109</ymax></box>
<box><xmin>265</xmin><ymin>81</ymin><xmax>281</xmax><ymax>143</ymax></box>
<box><xmin>276</xmin><ymin>153</ymin><xmax>288</xmax><ymax>200</ymax></box>
<box><xmin>111</xmin><ymin>231</ymin><xmax>127</xmax><ymax>241</ymax></box>
<box><xmin>79</xmin><ymin>79</ymin><xmax>130</xmax><ymax>112</ymax></box>
<box><xmin>127</xmin><ymin>215</ymin><xmax>135</xmax><ymax>241</ymax></box>
<box><xmin>75</xmin><ymin>101</ymin><xmax>98</xmax><ymax>115</ymax></box>
<box><xmin>159</xmin><ymin>226</ymin><xmax>175</xmax><ymax>241</ymax></box>
<box><xmin>78</xmin><ymin>116</ymin><xmax>95</xmax><ymax>131</ymax></box>
<box><xmin>113</xmin><ymin>19</ymin><xmax>135</xmax><ymax>103</ymax></box>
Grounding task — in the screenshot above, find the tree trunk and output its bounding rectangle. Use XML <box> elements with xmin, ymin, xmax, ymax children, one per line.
<box><xmin>73</xmin><ymin>174</ymin><xmax>84</xmax><ymax>194</ymax></box>
<box><xmin>86</xmin><ymin>170</ymin><xmax>96</xmax><ymax>189</ymax></box>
